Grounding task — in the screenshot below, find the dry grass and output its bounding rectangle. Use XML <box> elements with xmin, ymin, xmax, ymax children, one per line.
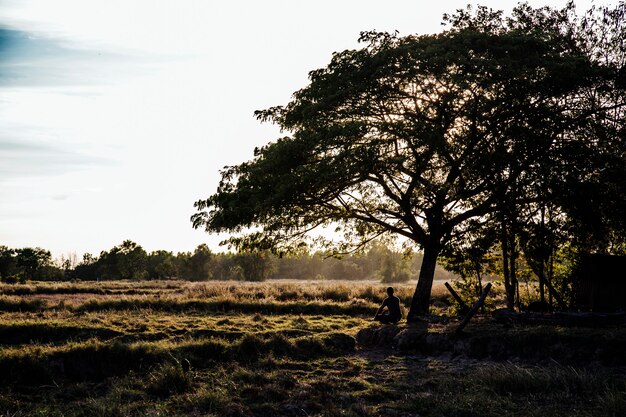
<box><xmin>0</xmin><ymin>280</ymin><xmax>454</xmax><ymax>318</ymax></box>
<box><xmin>0</xmin><ymin>280</ymin><xmax>622</xmax><ymax>417</ymax></box>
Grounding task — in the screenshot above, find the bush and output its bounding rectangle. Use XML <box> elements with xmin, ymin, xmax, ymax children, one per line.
<box><xmin>148</xmin><ymin>362</ymin><xmax>193</xmax><ymax>398</ymax></box>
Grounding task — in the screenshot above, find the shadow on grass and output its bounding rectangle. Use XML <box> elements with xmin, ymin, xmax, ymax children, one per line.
<box><xmin>0</xmin><ymin>331</ymin><xmax>356</xmax><ymax>386</ymax></box>
<box><xmin>0</xmin><ymin>323</ymin><xmax>122</xmax><ymax>346</ymax></box>
<box><xmin>351</xmin><ymin>321</ymin><xmax>626</xmax><ymax>417</ymax></box>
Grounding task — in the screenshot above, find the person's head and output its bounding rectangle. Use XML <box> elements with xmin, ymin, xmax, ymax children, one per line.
<box><xmin>386</xmin><ymin>287</ymin><xmax>394</xmax><ymax>296</ymax></box>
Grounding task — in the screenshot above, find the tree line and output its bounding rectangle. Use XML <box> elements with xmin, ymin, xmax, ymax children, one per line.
<box><xmin>0</xmin><ymin>241</ymin><xmax>457</xmax><ymax>283</ymax></box>
<box><xmin>1</xmin><ymin>237</ymin><xmax>606</xmax><ymax>310</ymax></box>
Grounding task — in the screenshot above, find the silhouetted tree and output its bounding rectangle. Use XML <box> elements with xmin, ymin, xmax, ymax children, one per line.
<box><xmin>72</xmin><ymin>253</ymin><xmax>99</xmax><ymax>280</ymax></box>
<box><xmin>15</xmin><ymin>247</ymin><xmax>52</xmax><ymax>281</ymax></box>
<box><xmin>0</xmin><ymin>246</ymin><xmax>16</xmax><ymax>281</ymax></box>
<box><xmin>99</xmin><ymin>240</ymin><xmax>148</xmax><ymax>280</ymax></box>
<box><xmin>178</xmin><ymin>244</ymin><xmax>213</xmax><ymax>280</ymax></box>
<box><xmin>193</xmin><ymin>4</ymin><xmax>622</xmax><ymax>318</ymax></box>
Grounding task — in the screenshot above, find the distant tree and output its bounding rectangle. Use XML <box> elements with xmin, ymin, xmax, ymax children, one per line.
<box><xmin>15</xmin><ymin>247</ymin><xmax>52</xmax><ymax>281</ymax></box>
<box><xmin>58</xmin><ymin>252</ymin><xmax>78</xmax><ymax>280</ymax></box>
<box><xmin>147</xmin><ymin>250</ymin><xmax>178</xmax><ymax>280</ymax></box>
<box><xmin>234</xmin><ymin>251</ymin><xmax>275</xmax><ymax>281</ymax></box>
<box><xmin>0</xmin><ymin>246</ymin><xmax>17</xmax><ymax>281</ymax></box>
<box><xmin>99</xmin><ymin>240</ymin><xmax>148</xmax><ymax>280</ymax></box>
<box><xmin>379</xmin><ymin>252</ymin><xmax>412</xmax><ymax>284</ymax></box>
<box><xmin>367</xmin><ymin>243</ymin><xmax>411</xmax><ymax>283</ymax></box>
<box><xmin>72</xmin><ymin>253</ymin><xmax>99</xmax><ymax>281</ymax></box>
<box><xmin>178</xmin><ymin>244</ymin><xmax>213</xmax><ymax>280</ymax></box>
<box><xmin>193</xmin><ymin>4</ymin><xmax>622</xmax><ymax>318</ymax></box>
<box><xmin>270</xmin><ymin>253</ymin><xmax>321</xmax><ymax>280</ymax></box>
<box><xmin>83</xmin><ymin>253</ymin><xmax>96</xmax><ymax>265</ymax></box>
<box><xmin>320</xmin><ymin>257</ymin><xmax>363</xmax><ymax>281</ymax></box>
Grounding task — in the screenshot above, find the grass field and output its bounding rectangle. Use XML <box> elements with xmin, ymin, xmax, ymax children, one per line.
<box><xmin>0</xmin><ymin>280</ymin><xmax>624</xmax><ymax>417</ymax></box>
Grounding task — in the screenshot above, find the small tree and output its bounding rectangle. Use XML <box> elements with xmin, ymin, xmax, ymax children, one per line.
<box><xmin>72</xmin><ymin>253</ymin><xmax>100</xmax><ymax>281</ymax></box>
<box><xmin>442</xmin><ymin>227</ymin><xmax>497</xmax><ymax>303</ymax></box>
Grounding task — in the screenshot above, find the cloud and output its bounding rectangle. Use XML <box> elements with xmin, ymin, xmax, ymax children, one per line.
<box><xmin>0</xmin><ymin>26</ymin><xmax>151</xmax><ymax>87</ymax></box>
<box><xmin>0</xmin><ymin>26</ymin><xmax>147</xmax><ymax>182</ymax></box>
<box><xmin>0</xmin><ymin>136</ymin><xmax>116</xmax><ymax>179</ymax></box>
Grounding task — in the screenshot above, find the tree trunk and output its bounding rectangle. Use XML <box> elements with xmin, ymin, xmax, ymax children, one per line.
<box><xmin>475</xmin><ymin>262</ymin><xmax>483</xmax><ymax>297</ymax></box>
<box><xmin>407</xmin><ymin>242</ymin><xmax>441</xmax><ymax>321</ymax></box>
<box><xmin>548</xmin><ymin>249</ymin><xmax>555</xmax><ymax>308</ymax></box>
<box><xmin>476</xmin><ymin>266</ymin><xmax>484</xmax><ymax>313</ymax></box>
<box><xmin>511</xmin><ymin>237</ymin><xmax>520</xmax><ymax>310</ymax></box>
<box><xmin>539</xmin><ymin>205</ymin><xmax>546</xmax><ymax>304</ymax></box>
<box><xmin>501</xmin><ymin>222</ymin><xmax>514</xmax><ymax>310</ymax></box>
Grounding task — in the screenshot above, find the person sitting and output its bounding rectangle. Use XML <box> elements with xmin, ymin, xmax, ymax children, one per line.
<box><xmin>374</xmin><ymin>287</ymin><xmax>402</xmax><ymax>324</ymax></box>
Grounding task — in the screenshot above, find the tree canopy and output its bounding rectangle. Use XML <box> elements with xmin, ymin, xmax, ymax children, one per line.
<box><xmin>193</xmin><ymin>3</ymin><xmax>626</xmax><ymax>318</ymax></box>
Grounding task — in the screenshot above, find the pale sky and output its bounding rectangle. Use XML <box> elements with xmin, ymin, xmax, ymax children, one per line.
<box><xmin>0</xmin><ymin>0</ymin><xmax>611</xmax><ymax>258</ymax></box>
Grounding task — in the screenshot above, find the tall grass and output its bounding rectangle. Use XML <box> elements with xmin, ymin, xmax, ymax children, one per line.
<box><xmin>0</xmin><ymin>281</ymin><xmax>448</xmax><ymax>314</ymax></box>
<box><xmin>0</xmin><ymin>331</ymin><xmax>355</xmax><ymax>385</ymax></box>
<box><xmin>1</xmin><ymin>279</ymin><xmax>451</xmax><ymax>303</ymax></box>
<box><xmin>0</xmin><ymin>281</ymin><xmax>183</xmax><ymax>296</ymax></box>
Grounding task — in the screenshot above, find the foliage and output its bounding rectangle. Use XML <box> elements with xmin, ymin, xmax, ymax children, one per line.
<box><xmin>177</xmin><ymin>244</ymin><xmax>213</xmax><ymax>281</ymax></box>
<box><xmin>0</xmin><ymin>239</ymin><xmax>456</xmax><ymax>284</ymax></box>
<box><xmin>98</xmin><ymin>240</ymin><xmax>148</xmax><ymax>280</ymax></box>
<box><xmin>0</xmin><ymin>246</ymin><xmax>16</xmax><ymax>281</ymax></box>
<box><xmin>369</xmin><ymin>243</ymin><xmax>412</xmax><ymax>283</ymax></box>
<box><xmin>146</xmin><ymin>250</ymin><xmax>178</xmax><ymax>280</ymax></box>
<box><xmin>0</xmin><ymin>247</ymin><xmax>53</xmax><ymax>282</ymax></box>
<box><xmin>193</xmin><ymin>3</ymin><xmax>626</xmax><ymax>317</ymax></box>
<box><xmin>233</xmin><ymin>250</ymin><xmax>275</xmax><ymax>281</ymax></box>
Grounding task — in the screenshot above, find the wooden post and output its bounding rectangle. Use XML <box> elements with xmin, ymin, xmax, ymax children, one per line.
<box><xmin>455</xmin><ymin>283</ymin><xmax>492</xmax><ymax>334</ymax></box>
<box><xmin>444</xmin><ymin>282</ymin><xmax>470</xmax><ymax>314</ymax></box>
<box><xmin>543</xmin><ymin>277</ymin><xmax>568</xmax><ymax>311</ymax></box>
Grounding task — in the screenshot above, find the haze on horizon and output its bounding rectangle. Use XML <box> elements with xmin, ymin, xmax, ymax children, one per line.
<box><xmin>0</xmin><ymin>0</ymin><xmax>610</xmax><ymax>259</ymax></box>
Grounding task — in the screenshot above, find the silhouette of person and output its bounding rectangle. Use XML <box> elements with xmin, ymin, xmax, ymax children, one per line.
<box><xmin>374</xmin><ymin>287</ymin><xmax>401</xmax><ymax>324</ymax></box>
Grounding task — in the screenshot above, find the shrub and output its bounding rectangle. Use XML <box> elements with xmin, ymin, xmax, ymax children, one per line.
<box><xmin>148</xmin><ymin>362</ymin><xmax>193</xmax><ymax>398</ymax></box>
<box><xmin>294</xmin><ymin>336</ymin><xmax>325</xmax><ymax>357</ymax></box>
<box><xmin>266</xmin><ymin>333</ymin><xmax>293</xmax><ymax>356</ymax></box>
<box><xmin>321</xmin><ymin>332</ymin><xmax>356</xmax><ymax>354</ymax></box>
<box><xmin>237</xmin><ymin>334</ymin><xmax>264</xmax><ymax>362</ymax></box>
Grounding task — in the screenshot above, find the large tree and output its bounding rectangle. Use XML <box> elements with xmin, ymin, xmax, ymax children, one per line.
<box><xmin>193</xmin><ymin>4</ymin><xmax>619</xmax><ymax>319</ymax></box>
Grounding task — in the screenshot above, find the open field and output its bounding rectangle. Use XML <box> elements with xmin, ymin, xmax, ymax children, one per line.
<box><xmin>0</xmin><ymin>280</ymin><xmax>624</xmax><ymax>417</ymax></box>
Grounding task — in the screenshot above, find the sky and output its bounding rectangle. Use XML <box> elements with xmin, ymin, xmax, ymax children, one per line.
<box><xmin>0</xmin><ymin>0</ymin><xmax>613</xmax><ymax>259</ymax></box>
